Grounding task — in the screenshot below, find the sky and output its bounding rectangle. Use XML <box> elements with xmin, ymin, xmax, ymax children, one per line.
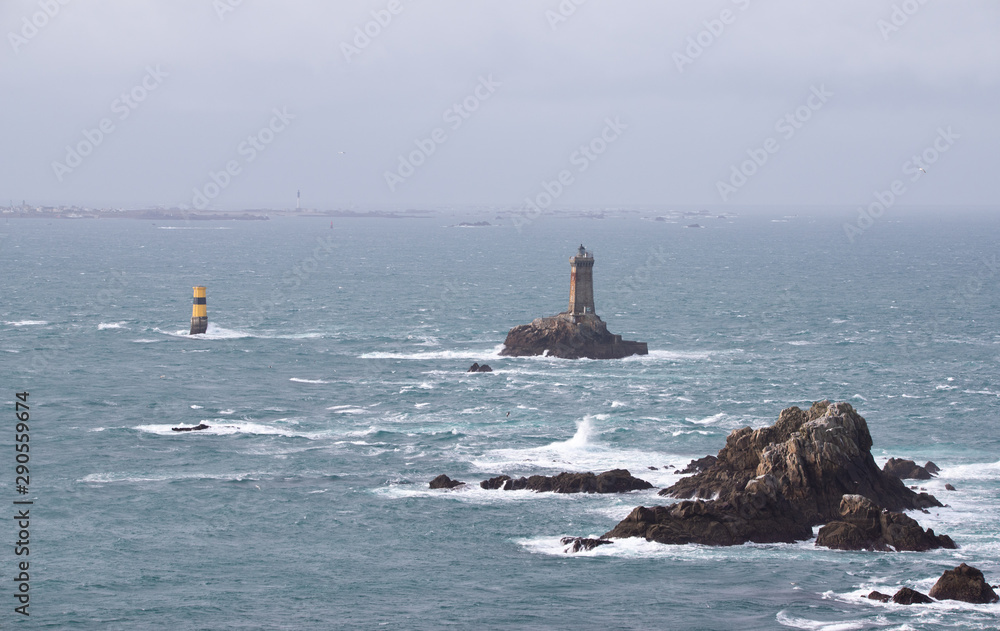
<box><xmin>1</xmin><ymin>0</ymin><xmax>998</xmax><ymax>211</ymax></box>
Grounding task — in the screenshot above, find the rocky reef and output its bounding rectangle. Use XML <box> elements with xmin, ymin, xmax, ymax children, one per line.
<box><xmin>929</xmin><ymin>564</ymin><xmax>999</xmax><ymax>603</ymax></box>
<box><xmin>480</xmin><ymin>469</ymin><xmax>653</xmax><ymax>494</ymax></box>
<box><xmin>603</xmin><ymin>401</ymin><xmax>945</xmax><ymax>547</ymax></box>
<box><xmin>882</xmin><ymin>458</ymin><xmax>937</xmax><ymax>480</ymax></box>
<box><xmin>500</xmin><ymin>313</ymin><xmax>647</xmax><ymax>360</ymax></box>
<box><xmin>815</xmin><ymin>495</ymin><xmax>955</xmax><ymax>552</ymax></box>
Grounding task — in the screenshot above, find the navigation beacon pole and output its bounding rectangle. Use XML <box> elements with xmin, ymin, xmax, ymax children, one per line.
<box><xmin>189</xmin><ymin>286</ymin><xmax>207</xmax><ymax>334</ymax></box>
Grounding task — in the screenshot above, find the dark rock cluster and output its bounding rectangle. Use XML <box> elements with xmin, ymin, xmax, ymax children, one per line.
<box><xmin>929</xmin><ymin>563</ymin><xmax>999</xmax><ymax>604</ymax></box>
<box><xmin>883</xmin><ymin>458</ymin><xmax>938</xmax><ymax>480</ymax></box>
<box><xmin>815</xmin><ymin>495</ymin><xmax>955</xmax><ymax>552</ymax></box>
<box><xmin>603</xmin><ymin>401</ymin><xmax>943</xmax><ymax>546</ymax></box>
<box><xmin>428</xmin><ymin>474</ymin><xmax>464</xmax><ymax>489</ymax></box>
<box><xmin>560</xmin><ymin>537</ymin><xmax>612</xmax><ymax>553</ymax></box>
<box><xmin>480</xmin><ymin>469</ymin><xmax>653</xmax><ymax>494</ymax></box>
<box><xmin>500</xmin><ymin>314</ymin><xmax>647</xmax><ymax>360</ymax></box>
<box><xmin>467</xmin><ymin>363</ymin><xmax>493</xmax><ymax>372</ymax></box>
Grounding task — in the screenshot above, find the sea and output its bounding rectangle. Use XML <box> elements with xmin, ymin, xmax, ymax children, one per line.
<box><xmin>2</xmin><ymin>209</ymin><xmax>998</xmax><ymax>630</ymax></box>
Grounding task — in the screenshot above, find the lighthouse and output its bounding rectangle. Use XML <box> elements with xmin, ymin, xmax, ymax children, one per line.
<box><xmin>568</xmin><ymin>244</ymin><xmax>595</xmax><ymax>320</ymax></box>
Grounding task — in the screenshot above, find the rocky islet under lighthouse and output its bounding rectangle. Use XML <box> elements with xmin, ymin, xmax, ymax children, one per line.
<box><xmin>500</xmin><ymin>245</ymin><xmax>648</xmax><ymax>360</ymax></box>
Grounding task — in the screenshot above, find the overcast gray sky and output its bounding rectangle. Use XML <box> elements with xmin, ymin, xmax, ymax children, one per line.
<box><xmin>2</xmin><ymin>1</ymin><xmax>997</xmax><ymax>210</ymax></box>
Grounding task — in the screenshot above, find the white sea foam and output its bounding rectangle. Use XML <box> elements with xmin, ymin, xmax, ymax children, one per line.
<box><xmin>685</xmin><ymin>412</ymin><xmax>727</xmax><ymax>425</ymax></box>
<box><xmin>360</xmin><ymin>346</ymin><xmax>504</xmax><ymax>360</ymax></box>
<box><xmin>290</xmin><ymin>378</ymin><xmax>329</xmax><ymax>384</ymax></box>
<box><xmin>133</xmin><ymin>420</ymin><xmax>330</xmax><ymax>439</ymax></box>
<box><xmin>5</xmin><ymin>320</ymin><xmax>46</xmax><ymax>326</ymax></box>
<box><xmin>98</xmin><ymin>321</ymin><xmax>127</xmax><ymax>330</ymax></box>
<box><xmin>190</xmin><ymin>405</ymin><xmax>203</xmax><ymax>409</ymax></box>
<box><xmin>622</xmin><ymin>349</ymin><xmax>721</xmax><ymax>362</ymax></box>
<box><xmin>159</xmin><ymin>323</ymin><xmax>253</xmax><ymax>340</ymax></box>
<box><xmin>79</xmin><ymin>470</ymin><xmax>266</xmax><ymax>484</ymax></box>
<box><xmin>469</xmin><ymin>415</ymin><xmax>680</xmax><ymax>485</ymax></box>
<box><xmin>774</xmin><ymin>612</ymin><xmax>864</xmax><ymax>631</ymax></box>
<box><xmin>786</xmin><ymin>341</ymin><xmax>817</xmax><ymax>346</ymax></box>
<box><xmin>131</xmin><ymin>338</ymin><xmax>160</xmax><ymax>343</ymax></box>
<box><xmin>218</xmin><ymin>409</ymin><xmax>235</xmax><ymax>415</ymax></box>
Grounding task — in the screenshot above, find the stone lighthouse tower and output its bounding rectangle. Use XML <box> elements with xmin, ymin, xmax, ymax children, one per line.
<box><xmin>568</xmin><ymin>244</ymin><xmax>595</xmax><ymax>321</ymax></box>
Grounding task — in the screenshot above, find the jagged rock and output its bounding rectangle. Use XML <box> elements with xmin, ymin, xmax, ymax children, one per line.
<box><xmin>662</xmin><ymin>402</ymin><xmax>940</xmax><ymax>520</ymax></box>
<box><xmin>945</xmin><ymin>483</ymin><xmax>957</xmax><ymax>491</ymax></box>
<box><xmin>883</xmin><ymin>458</ymin><xmax>933</xmax><ymax>480</ymax></box>
<box><xmin>604</xmin><ymin>402</ymin><xmax>941</xmax><ymax>547</ymax></box>
<box><xmin>467</xmin><ymin>363</ymin><xmax>493</xmax><ymax>373</ymax></box>
<box><xmin>560</xmin><ymin>537</ymin><xmax>612</xmax><ymax>553</ymax></box>
<box><xmin>924</xmin><ymin>461</ymin><xmax>941</xmax><ymax>475</ymax></box>
<box><xmin>679</xmin><ymin>455</ymin><xmax>717</xmax><ymax>475</ymax></box>
<box><xmin>928</xmin><ymin>564</ymin><xmax>1000</xmax><ymax>604</ymax></box>
<box><xmin>867</xmin><ymin>591</ymin><xmax>892</xmax><ymax>603</ymax></box>
<box><xmin>815</xmin><ymin>495</ymin><xmax>956</xmax><ymax>552</ymax></box>
<box><xmin>500</xmin><ymin>314</ymin><xmax>647</xmax><ymax>360</ymax></box>
<box><xmin>648</xmin><ymin>466</ymin><xmax>658</xmax><ymax>470</ymax></box>
<box><xmin>428</xmin><ymin>475</ymin><xmax>464</xmax><ymax>489</ymax></box>
<box><xmin>480</xmin><ymin>475</ymin><xmax>513</xmax><ymax>490</ymax></box>
<box><xmin>172</xmin><ymin>423</ymin><xmax>210</xmax><ymax>432</ymax></box>
<box><xmin>480</xmin><ymin>469</ymin><xmax>653</xmax><ymax>494</ymax></box>
<box><xmin>892</xmin><ymin>587</ymin><xmax>933</xmax><ymax>605</ymax></box>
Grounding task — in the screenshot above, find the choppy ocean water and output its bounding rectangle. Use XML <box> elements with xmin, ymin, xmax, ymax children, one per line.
<box><xmin>2</xmin><ymin>210</ymin><xmax>999</xmax><ymax>629</ymax></box>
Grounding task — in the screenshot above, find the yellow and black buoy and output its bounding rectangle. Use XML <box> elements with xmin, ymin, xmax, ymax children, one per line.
<box><xmin>189</xmin><ymin>286</ymin><xmax>207</xmax><ymax>335</ymax></box>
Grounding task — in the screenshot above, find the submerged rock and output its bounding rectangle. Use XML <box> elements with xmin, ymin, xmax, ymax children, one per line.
<box><xmin>501</xmin><ymin>314</ymin><xmax>647</xmax><ymax>360</ymax></box>
<box><xmin>480</xmin><ymin>469</ymin><xmax>653</xmax><ymax>494</ymax></box>
<box><xmin>815</xmin><ymin>495</ymin><xmax>956</xmax><ymax>552</ymax></box>
<box><xmin>892</xmin><ymin>587</ymin><xmax>933</xmax><ymax>605</ymax></box>
<box><xmin>867</xmin><ymin>591</ymin><xmax>892</xmax><ymax>603</ymax></box>
<box><xmin>560</xmin><ymin>537</ymin><xmax>612</xmax><ymax>553</ymax></box>
<box><xmin>928</xmin><ymin>563</ymin><xmax>999</xmax><ymax>604</ymax></box>
<box><xmin>172</xmin><ymin>423</ymin><xmax>210</xmax><ymax>432</ymax></box>
<box><xmin>883</xmin><ymin>458</ymin><xmax>934</xmax><ymax>480</ymax></box>
<box><xmin>428</xmin><ymin>475</ymin><xmax>465</xmax><ymax>489</ymax></box>
<box><xmin>603</xmin><ymin>401</ymin><xmax>942</xmax><ymax>547</ymax></box>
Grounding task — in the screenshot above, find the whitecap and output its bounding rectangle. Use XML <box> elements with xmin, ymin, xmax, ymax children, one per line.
<box><xmin>685</xmin><ymin>412</ymin><xmax>726</xmax><ymax>425</ymax></box>
<box><xmin>190</xmin><ymin>405</ymin><xmax>203</xmax><ymax>409</ymax></box>
<box><xmin>290</xmin><ymin>378</ymin><xmax>329</xmax><ymax>384</ymax></box>
<box><xmin>133</xmin><ymin>421</ymin><xmax>329</xmax><ymax>439</ymax></box>
<box><xmin>5</xmin><ymin>320</ymin><xmax>46</xmax><ymax>326</ymax></box>
<box><xmin>159</xmin><ymin>323</ymin><xmax>253</xmax><ymax>340</ymax></box>
<box><xmin>775</xmin><ymin>611</ymin><xmax>864</xmax><ymax>631</ymax></box>
<box><xmin>79</xmin><ymin>470</ymin><xmax>266</xmax><ymax>484</ymax></box>
<box><xmin>360</xmin><ymin>346</ymin><xmax>504</xmax><ymax>361</ymax></box>
<box><xmin>98</xmin><ymin>321</ymin><xmax>127</xmax><ymax>330</ymax></box>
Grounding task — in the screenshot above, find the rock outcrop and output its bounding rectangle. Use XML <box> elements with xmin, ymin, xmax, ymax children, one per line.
<box><xmin>679</xmin><ymin>455</ymin><xmax>717</xmax><ymax>474</ymax></box>
<box><xmin>500</xmin><ymin>314</ymin><xmax>647</xmax><ymax>360</ymax></box>
<box><xmin>892</xmin><ymin>587</ymin><xmax>933</xmax><ymax>605</ymax></box>
<box><xmin>560</xmin><ymin>537</ymin><xmax>612</xmax><ymax>553</ymax></box>
<box><xmin>172</xmin><ymin>423</ymin><xmax>210</xmax><ymax>432</ymax></box>
<box><xmin>867</xmin><ymin>591</ymin><xmax>891</xmax><ymax>603</ymax></box>
<box><xmin>467</xmin><ymin>363</ymin><xmax>493</xmax><ymax>373</ymax></box>
<box><xmin>603</xmin><ymin>401</ymin><xmax>944</xmax><ymax>547</ymax></box>
<box><xmin>883</xmin><ymin>458</ymin><xmax>934</xmax><ymax>480</ymax></box>
<box><xmin>480</xmin><ymin>469</ymin><xmax>653</xmax><ymax>494</ymax></box>
<box><xmin>428</xmin><ymin>474</ymin><xmax>465</xmax><ymax>489</ymax></box>
<box><xmin>928</xmin><ymin>564</ymin><xmax>999</xmax><ymax>604</ymax></box>
<box><xmin>815</xmin><ymin>495</ymin><xmax>956</xmax><ymax>551</ymax></box>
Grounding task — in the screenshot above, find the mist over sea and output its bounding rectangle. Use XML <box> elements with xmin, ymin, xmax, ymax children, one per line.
<box><xmin>2</xmin><ymin>210</ymin><xmax>999</xmax><ymax>630</ymax></box>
